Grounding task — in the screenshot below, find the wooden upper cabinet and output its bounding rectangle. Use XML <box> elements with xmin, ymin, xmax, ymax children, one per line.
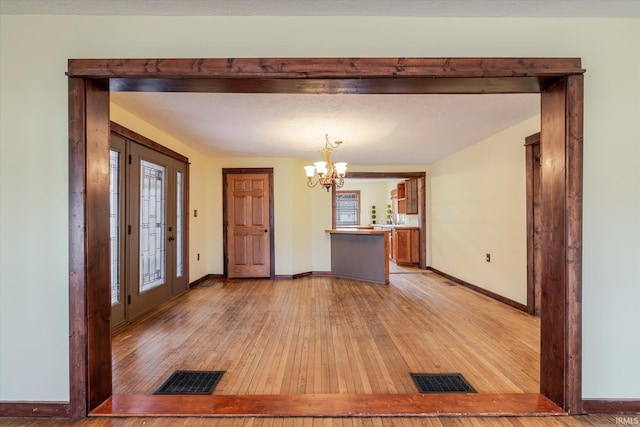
<box><xmin>396</xmin><ymin>182</ymin><xmax>406</xmax><ymax>214</ymax></box>
<box><xmin>405</xmin><ymin>179</ymin><xmax>418</xmax><ymax>214</ymax></box>
<box><xmin>396</xmin><ymin>182</ymin><xmax>406</xmax><ymax>199</ymax></box>
<box><xmin>395</xmin><ymin>179</ymin><xmax>417</xmax><ymax>215</ymax></box>
<box><xmin>390</xmin><ymin>188</ymin><xmax>398</xmax><ymax>216</ymax></box>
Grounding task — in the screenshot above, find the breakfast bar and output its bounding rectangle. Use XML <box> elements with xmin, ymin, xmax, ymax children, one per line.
<box><xmin>325</xmin><ymin>228</ymin><xmax>391</xmax><ymax>284</ymax></box>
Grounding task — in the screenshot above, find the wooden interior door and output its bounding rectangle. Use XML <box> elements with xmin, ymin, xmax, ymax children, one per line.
<box><xmin>225</xmin><ymin>170</ymin><xmax>273</xmax><ymax>278</ymax></box>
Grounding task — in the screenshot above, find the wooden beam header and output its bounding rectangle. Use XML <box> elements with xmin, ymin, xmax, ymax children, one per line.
<box><xmin>68</xmin><ymin>57</ymin><xmax>584</xmax><ymax>79</ymax></box>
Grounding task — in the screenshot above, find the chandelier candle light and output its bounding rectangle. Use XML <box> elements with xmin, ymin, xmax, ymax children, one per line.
<box><xmin>304</xmin><ymin>134</ymin><xmax>348</xmax><ymax>191</ymax></box>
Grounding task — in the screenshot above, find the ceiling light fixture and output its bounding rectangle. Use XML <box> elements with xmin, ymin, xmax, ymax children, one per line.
<box><xmin>304</xmin><ymin>134</ymin><xmax>348</xmax><ymax>192</ymax></box>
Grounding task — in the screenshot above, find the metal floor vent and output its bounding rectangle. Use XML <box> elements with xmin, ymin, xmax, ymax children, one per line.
<box><xmin>410</xmin><ymin>373</ymin><xmax>476</xmax><ymax>393</ymax></box>
<box><xmin>443</xmin><ymin>281</ymin><xmax>457</xmax><ymax>286</ymax></box>
<box><xmin>154</xmin><ymin>370</ymin><xmax>224</xmax><ymax>395</ymax></box>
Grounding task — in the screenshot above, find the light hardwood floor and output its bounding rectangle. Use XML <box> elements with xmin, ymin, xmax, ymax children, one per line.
<box><xmin>111</xmin><ymin>272</ymin><xmax>539</xmax><ymax>396</ymax></box>
<box><xmin>0</xmin><ymin>414</ymin><xmax>624</xmax><ymax>426</ymax></box>
<box><xmin>388</xmin><ymin>262</ymin><xmax>431</xmax><ymax>274</ymax></box>
<box><xmin>4</xmin><ymin>272</ymin><xmax>625</xmax><ymax>425</ymax></box>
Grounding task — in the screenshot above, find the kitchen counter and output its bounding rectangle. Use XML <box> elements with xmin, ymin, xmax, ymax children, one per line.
<box><xmin>325</xmin><ymin>229</ymin><xmax>390</xmax><ymax>284</ymax></box>
<box><xmin>372</xmin><ymin>224</ymin><xmax>419</xmax><ymax>229</ymax></box>
<box><xmin>325</xmin><ymin>228</ymin><xmax>390</xmax><ymax>235</ymax></box>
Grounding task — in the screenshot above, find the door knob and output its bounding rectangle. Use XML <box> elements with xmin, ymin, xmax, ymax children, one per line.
<box><xmin>168</xmin><ymin>236</ymin><xmax>175</xmax><ymax>241</ymax></box>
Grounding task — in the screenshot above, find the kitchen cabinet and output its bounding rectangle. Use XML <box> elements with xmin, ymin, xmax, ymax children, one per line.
<box><xmin>390</xmin><ymin>188</ymin><xmax>398</xmax><ymax>218</ymax></box>
<box><xmin>405</xmin><ymin>178</ymin><xmax>418</xmax><ymax>214</ymax></box>
<box><xmin>390</xmin><ymin>229</ymin><xmax>396</xmax><ymax>260</ymax></box>
<box><xmin>395</xmin><ymin>179</ymin><xmax>417</xmax><ymax>214</ymax></box>
<box><xmin>394</xmin><ymin>227</ymin><xmax>419</xmax><ymax>265</ymax></box>
<box><xmin>397</xmin><ymin>182</ymin><xmax>406</xmax><ymax>214</ymax></box>
<box><xmin>374</xmin><ymin>225</ymin><xmax>419</xmax><ymax>265</ymax></box>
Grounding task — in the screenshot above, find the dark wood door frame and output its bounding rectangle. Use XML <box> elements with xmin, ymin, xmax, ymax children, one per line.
<box><xmin>222</xmin><ymin>168</ymin><xmax>276</xmax><ymax>279</ymax></box>
<box><xmin>333</xmin><ymin>171</ymin><xmax>427</xmax><ymax>269</ymax></box>
<box><xmin>68</xmin><ymin>57</ymin><xmax>584</xmax><ymax>417</ymax></box>
<box><xmin>525</xmin><ymin>132</ymin><xmax>542</xmax><ymax>316</ymax></box>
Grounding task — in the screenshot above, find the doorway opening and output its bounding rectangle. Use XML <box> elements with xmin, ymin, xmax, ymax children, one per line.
<box><xmin>68</xmin><ymin>57</ymin><xmax>584</xmax><ymax>417</ymax></box>
<box><xmin>333</xmin><ymin>172</ymin><xmax>427</xmax><ymax>270</ymax></box>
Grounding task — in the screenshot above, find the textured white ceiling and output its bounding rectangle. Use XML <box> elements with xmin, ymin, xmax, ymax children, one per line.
<box><xmin>2</xmin><ymin>0</ymin><xmax>639</xmax><ymax>17</ymax></box>
<box><xmin>6</xmin><ymin>0</ymin><xmax>595</xmax><ymax>165</ymax></box>
<box><xmin>111</xmin><ymin>92</ymin><xmax>540</xmax><ymax>166</ymax></box>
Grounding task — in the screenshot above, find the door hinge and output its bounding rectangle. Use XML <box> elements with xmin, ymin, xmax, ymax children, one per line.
<box><xmin>127</xmin><ymin>295</ymin><xmax>131</xmax><ymax>304</ymax></box>
<box><xmin>128</xmin><ymin>154</ymin><xmax>132</xmax><ymax>165</ymax></box>
<box><xmin>128</xmin><ymin>225</ymin><xmax>131</xmax><ymax>234</ymax></box>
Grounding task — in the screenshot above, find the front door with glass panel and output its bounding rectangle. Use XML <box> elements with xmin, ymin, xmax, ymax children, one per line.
<box><xmin>109</xmin><ymin>132</ymin><xmax>187</xmax><ymax>329</ymax></box>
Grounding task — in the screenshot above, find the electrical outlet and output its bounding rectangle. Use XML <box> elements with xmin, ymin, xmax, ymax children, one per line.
<box><xmin>194</xmin><ymin>209</ymin><xmax>198</xmax><ymax>217</ymax></box>
<box><xmin>486</xmin><ymin>253</ymin><xmax>491</xmax><ymax>262</ymax></box>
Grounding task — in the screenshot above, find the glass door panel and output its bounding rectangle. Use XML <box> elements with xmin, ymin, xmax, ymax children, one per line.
<box><xmin>176</xmin><ymin>171</ymin><xmax>183</xmax><ymax>279</ymax></box>
<box><xmin>139</xmin><ymin>159</ymin><xmax>166</xmax><ymax>293</ymax></box>
<box><xmin>171</xmin><ymin>161</ymin><xmax>188</xmax><ymax>295</ymax></box>
<box><xmin>110</xmin><ymin>149</ymin><xmax>122</xmax><ymax>303</ymax></box>
<box><xmin>109</xmin><ymin>134</ymin><xmax>126</xmax><ymax>329</ymax></box>
<box><xmin>128</xmin><ymin>144</ymin><xmax>172</xmax><ymax>320</ymax></box>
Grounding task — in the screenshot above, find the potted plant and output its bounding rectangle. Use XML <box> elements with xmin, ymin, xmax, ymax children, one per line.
<box><xmin>371</xmin><ymin>205</ymin><xmax>377</xmax><ymax>224</ymax></box>
<box><xmin>386</xmin><ymin>204</ymin><xmax>393</xmax><ymax>224</ymax></box>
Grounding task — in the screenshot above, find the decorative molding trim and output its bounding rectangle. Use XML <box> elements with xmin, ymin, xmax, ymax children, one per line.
<box><xmin>311</xmin><ymin>271</ymin><xmax>333</xmax><ymax>277</ymax></box>
<box><xmin>0</xmin><ymin>402</ymin><xmax>70</xmax><ymax>418</ymax></box>
<box><xmin>275</xmin><ymin>272</ymin><xmax>314</xmax><ymax>280</ymax></box>
<box><xmin>428</xmin><ymin>268</ymin><xmax>528</xmax><ymax>313</ymax></box>
<box><xmin>189</xmin><ymin>274</ymin><xmax>224</xmax><ymax>288</ymax></box>
<box><xmin>524</xmin><ymin>132</ymin><xmax>541</xmax><ymax>146</ymax></box>
<box><xmin>191</xmin><ymin>272</ymin><xmax>327</xmax><ymax>283</ymax></box>
<box><xmin>582</xmin><ymin>399</ymin><xmax>640</xmax><ymax>414</ymax></box>
<box><xmin>274</xmin><ymin>271</ymin><xmax>332</xmax><ymax>279</ymax></box>
<box><xmin>110</xmin><ymin>121</ymin><xmax>189</xmax><ymax>163</ymax></box>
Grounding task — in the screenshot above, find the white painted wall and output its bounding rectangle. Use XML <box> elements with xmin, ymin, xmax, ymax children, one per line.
<box><xmin>310</xmin><ymin>182</ymin><xmax>333</xmax><ymax>273</ymax></box>
<box><xmin>0</xmin><ymin>14</ymin><xmax>638</xmax><ymax>401</ymax></box>
<box><xmin>341</xmin><ymin>180</ymin><xmax>390</xmax><ymax>226</ymax></box>
<box><xmin>430</xmin><ymin>116</ymin><xmax>540</xmax><ymax>305</ymax></box>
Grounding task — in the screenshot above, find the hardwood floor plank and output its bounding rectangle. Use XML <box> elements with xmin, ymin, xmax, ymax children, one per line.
<box><xmin>110</xmin><ymin>273</ymin><xmax>541</xmax><ymax>406</ymax></box>
<box><xmin>1</xmin><ymin>414</ymin><xmax>623</xmax><ymax>426</ymax></box>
